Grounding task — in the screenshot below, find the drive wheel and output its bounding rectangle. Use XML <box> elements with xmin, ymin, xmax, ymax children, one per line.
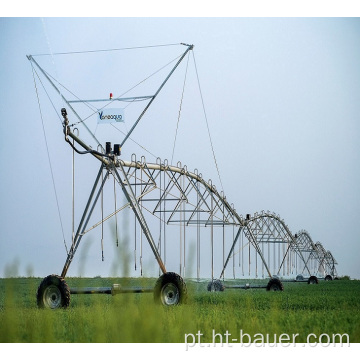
<box><xmin>266</xmin><ymin>278</ymin><xmax>284</xmax><ymax>291</ymax></box>
<box><xmin>296</xmin><ymin>274</ymin><xmax>304</xmax><ymax>281</ymax></box>
<box><xmin>37</xmin><ymin>274</ymin><xmax>70</xmax><ymax>309</ymax></box>
<box><xmin>324</xmin><ymin>275</ymin><xmax>333</xmax><ymax>281</ymax></box>
<box><xmin>154</xmin><ymin>272</ymin><xmax>187</xmax><ymax>305</ymax></box>
<box><xmin>308</xmin><ymin>275</ymin><xmax>319</xmax><ymax>284</ymax></box>
<box><xmin>207</xmin><ymin>279</ymin><xmax>225</xmax><ymax>292</ymax></box>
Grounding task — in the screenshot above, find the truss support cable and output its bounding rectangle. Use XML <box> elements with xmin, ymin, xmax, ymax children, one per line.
<box><xmin>113</xmin><ymin>175</ymin><xmax>119</xmax><ymax>247</ymax></box>
<box><xmin>61</xmin><ymin>165</ymin><xmax>107</xmax><ymax>277</ymax></box>
<box><xmin>32</xmin><ymin>43</ymin><xmax>182</xmax><ymax>57</ymax></box>
<box><xmin>70</xmin><ymin>52</ymin><xmax>186</xmax><ymax>129</ymax></box>
<box><xmin>30</xmin><ymin>65</ymin><xmax>63</xmax><ymax>125</ymax></box>
<box><xmin>192</xmin><ymin>51</ymin><xmax>224</xmax><ymax>193</ymax></box>
<box><xmin>28</xmin><ymin>55</ymin><xmax>102</xmax><ymax>149</ymax></box>
<box><xmin>171</xmin><ymin>52</ymin><xmax>190</xmax><ymax>164</ymax></box>
<box><xmin>31</xmin><ymin>65</ymin><xmax>68</xmax><ymax>255</ymax></box>
<box><xmin>41</xmin><ymin>18</ymin><xmax>66</xmax><ymax>111</ymax></box>
<box><xmin>121</xmin><ymin>44</ymin><xmax>194</xmax><ymax>148</ymax></box>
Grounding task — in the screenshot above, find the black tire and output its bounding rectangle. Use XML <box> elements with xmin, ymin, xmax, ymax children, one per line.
<box><xmin>296</xmin><ymin>274</ymin><xmax>304</xmax><ymax>281</ymax></box>
<box><xmin>207</xmin><ymin>279</ymin><xmax>225</xmax><ymax>292</ymax></box>
<box><xmin>307</xmin><ymin>275</ymin><xmax>319</xmax><ymax>285</ymax></box>
<box><xmin>153</xmin><ymin>272</ymin><xmax>187</xmax><ymax>305</ymax></box>
<box><xmin>324</xmin><ymin>275</ymin><xmax>333</xmax><ymax>281</ymax></box>
<box><xmin>266</xmin><ymin>278</ymin><xmax>284</xmax><ymax>291</ymax></box>
<box><xmin>36</xmin><ymin>274</ymin><xmax>70</xmax><ymax>309</ymax></box>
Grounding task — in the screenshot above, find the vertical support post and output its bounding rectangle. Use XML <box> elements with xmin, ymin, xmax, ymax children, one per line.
<box><xmin>163</xmin><ymin>167</ymin><xmax>166</xmax><ymax>268</ymax></box>
<box><xmin>262</xmin><ymin>239</ymin><xmax>264</xmax><ymax>278</ymax></box>
<box><xmin>101</xmin><ymin>168</ymin><xmax>104</xmax><ymax>261</ymax></box>
<box><xmin>134</xmin><ymin>157</ymin><xmax>137</xmax><ymax>271</ymax></box>
<box><xmin>183</xmin><ymin>176</ymin><xmax>186</xmax><ymax>278</ymax></box>
<box><xmin>71</xmin><ymin>133</ymin><xmax>76</xmax><ymax>248</ymax></box>
<box><xmin>232</xmin><ymin>224</ymin><xmax>235</xmax><ymax>279</ymax></box>
<box><xmin>211</xmin><ymin>193</ymin><xmax>214</xmax><ymax>280</ymax></box>
<box><xmin>248</xmin><ymin>237</ymin><xmax>251</xmax><ymax>277</ymax></box>
<box><xmin>222</xmin><ymin>200</ymin><xmax>225</xmax><ymax>280</ymax></box>
<box><xmin>158</xmin><ymin>159</ymin><xmax>162</xmax><ymax>277</ymax></box>
<box><xmin>196</xmin><ymin>178</ymin><xmax>200</xmax><ymax>281</ymax></box>
<box><xmin>113</xmin><ymin>176</ymin><xmax>119</xmax><ymax>247</ymax></box>
<box><xmin>241</xmin><ymin>230</ymin><xmax>244</xmax><ymax>276</ymax></box>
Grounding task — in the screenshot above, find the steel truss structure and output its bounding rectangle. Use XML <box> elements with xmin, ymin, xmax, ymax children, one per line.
<box><xmin>28</xmin><ymin>43</ymin><xmax>338</xmax><ymax>309</ymax></box>
<box><xmin>294</xmin><ymin>230</ymin><xmax>338</xmax><ymax>279</ymax></box>
<box><xmin>59</xmin><ymin>146</ymin><xmax>338</xmax><ymax>284</ymax></box>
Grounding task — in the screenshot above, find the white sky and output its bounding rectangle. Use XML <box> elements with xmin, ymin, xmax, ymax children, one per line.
<box><xmin>1</xmin><ymin>5</ymin><xmax>360</xmax><ymax>280</ymax></box>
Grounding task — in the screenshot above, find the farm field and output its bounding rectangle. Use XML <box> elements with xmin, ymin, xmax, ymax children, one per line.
<box><xmin>0</xmin><ymin>277</ymin><xmax>359</xmax><ymax>343</ymax></box>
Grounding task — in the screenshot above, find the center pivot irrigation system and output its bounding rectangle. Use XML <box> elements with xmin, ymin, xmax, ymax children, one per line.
<box><xmin>28</xmin><ymin>43</ymin><xmax>338</xmax><ymax>309</ymax></box>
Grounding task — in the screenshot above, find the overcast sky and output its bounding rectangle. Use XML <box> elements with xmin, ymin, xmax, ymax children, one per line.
<box><xmin>1</xmin><ymin>14</ymin><xmax>359</xmax><ymax>280</ymax></box>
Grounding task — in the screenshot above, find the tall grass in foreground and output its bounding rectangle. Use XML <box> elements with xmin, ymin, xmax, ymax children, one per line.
<box><xmin>0</xmin><ymin>278</ymin><xmax>359</xmax><ymax>342</ymax></box>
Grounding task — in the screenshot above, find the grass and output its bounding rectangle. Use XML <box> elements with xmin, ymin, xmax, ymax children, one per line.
<box><xmin>0</xmin><ymin>277</ymin><xmax>359</xmax><ymax>343</ymax></box>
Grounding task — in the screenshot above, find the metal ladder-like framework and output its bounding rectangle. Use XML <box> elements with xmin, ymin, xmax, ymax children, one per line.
<box><xmin>28</xmin><ymin>43</ymin><xmax>338</xmax><ymax>285</ymax></box>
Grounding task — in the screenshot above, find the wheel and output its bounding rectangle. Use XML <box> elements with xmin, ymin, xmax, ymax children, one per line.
<box><xmin>324</xmin><ymin>275</ymin><xmax>333</xmax><ymax>281</ymax></box>
<box><xmin>296</xmin><ymin>274</ymin><xmax>304</xmax><ymax>281</ymax></box>
<box><xmin>153</xmin><ymin>272</ymin><xmax>187</xmax><ymax>305</ymax></box>
<box><xmin>36</xmin><ymin>274</ymin><xmax>70</xmax><ymax>309</ymax></box>
<box><xmin>207</xmin><ymin>279</ymin><xmax>225</xmax><ymax>292</ymax></box>
<box><xmin>266</xmin><ymin>278</ymin><xmax>284</xmax><ymax>291</ymax></box>
<box><xmin>307</xmin><ymin>275</ymin><xmax>319</xmax><ymax>284</ymax></box>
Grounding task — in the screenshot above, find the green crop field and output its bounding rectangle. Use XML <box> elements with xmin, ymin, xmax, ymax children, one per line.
<box><xmin>0</xmin><ymin>277</ymin><xmax>359</xmax><ymax>343</ymax></box>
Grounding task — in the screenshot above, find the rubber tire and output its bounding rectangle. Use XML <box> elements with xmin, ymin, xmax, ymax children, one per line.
<box><xmin>266</xmin><ymin>278</ymin><xmax>284</xmax><ymax>291</ymax></box>
<box><xmin>307</xmin><ymin>275</ymin><xmax>319</xmax><ymax>284</ymax></box>
<box><xmin>153</xmin><ymin>272</ymin><xmax>187</xmax><ymax>305</ymax></box>
<box><xmin>324</xmin><ymin>275</ymin><xmax>333</xmax><ymax>281</ymax></box>
<box><xmin>207</xmin><ymin>279</ymin><xmax>225</xmax><ymax>292</ymax></box>
<box><xmin>296</xmin><ymin>274</ymin><xmax>304</xmax><ymax>281</ymax></box>
<box><xmin>36</xmin><ymin>274</ymin><xmax>70</xmax><ymax>309</ymax></box>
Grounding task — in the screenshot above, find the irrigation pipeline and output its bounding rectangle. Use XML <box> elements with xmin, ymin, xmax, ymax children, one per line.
<box><xmin>28</xmin><ymin>43</ymin><xmax>338</xmax><ymax>281</ymax></box>
<box><xmin>62</xmin><ymin>122</ymin><xmax>338</xmax><ymax>280</ymax></box>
